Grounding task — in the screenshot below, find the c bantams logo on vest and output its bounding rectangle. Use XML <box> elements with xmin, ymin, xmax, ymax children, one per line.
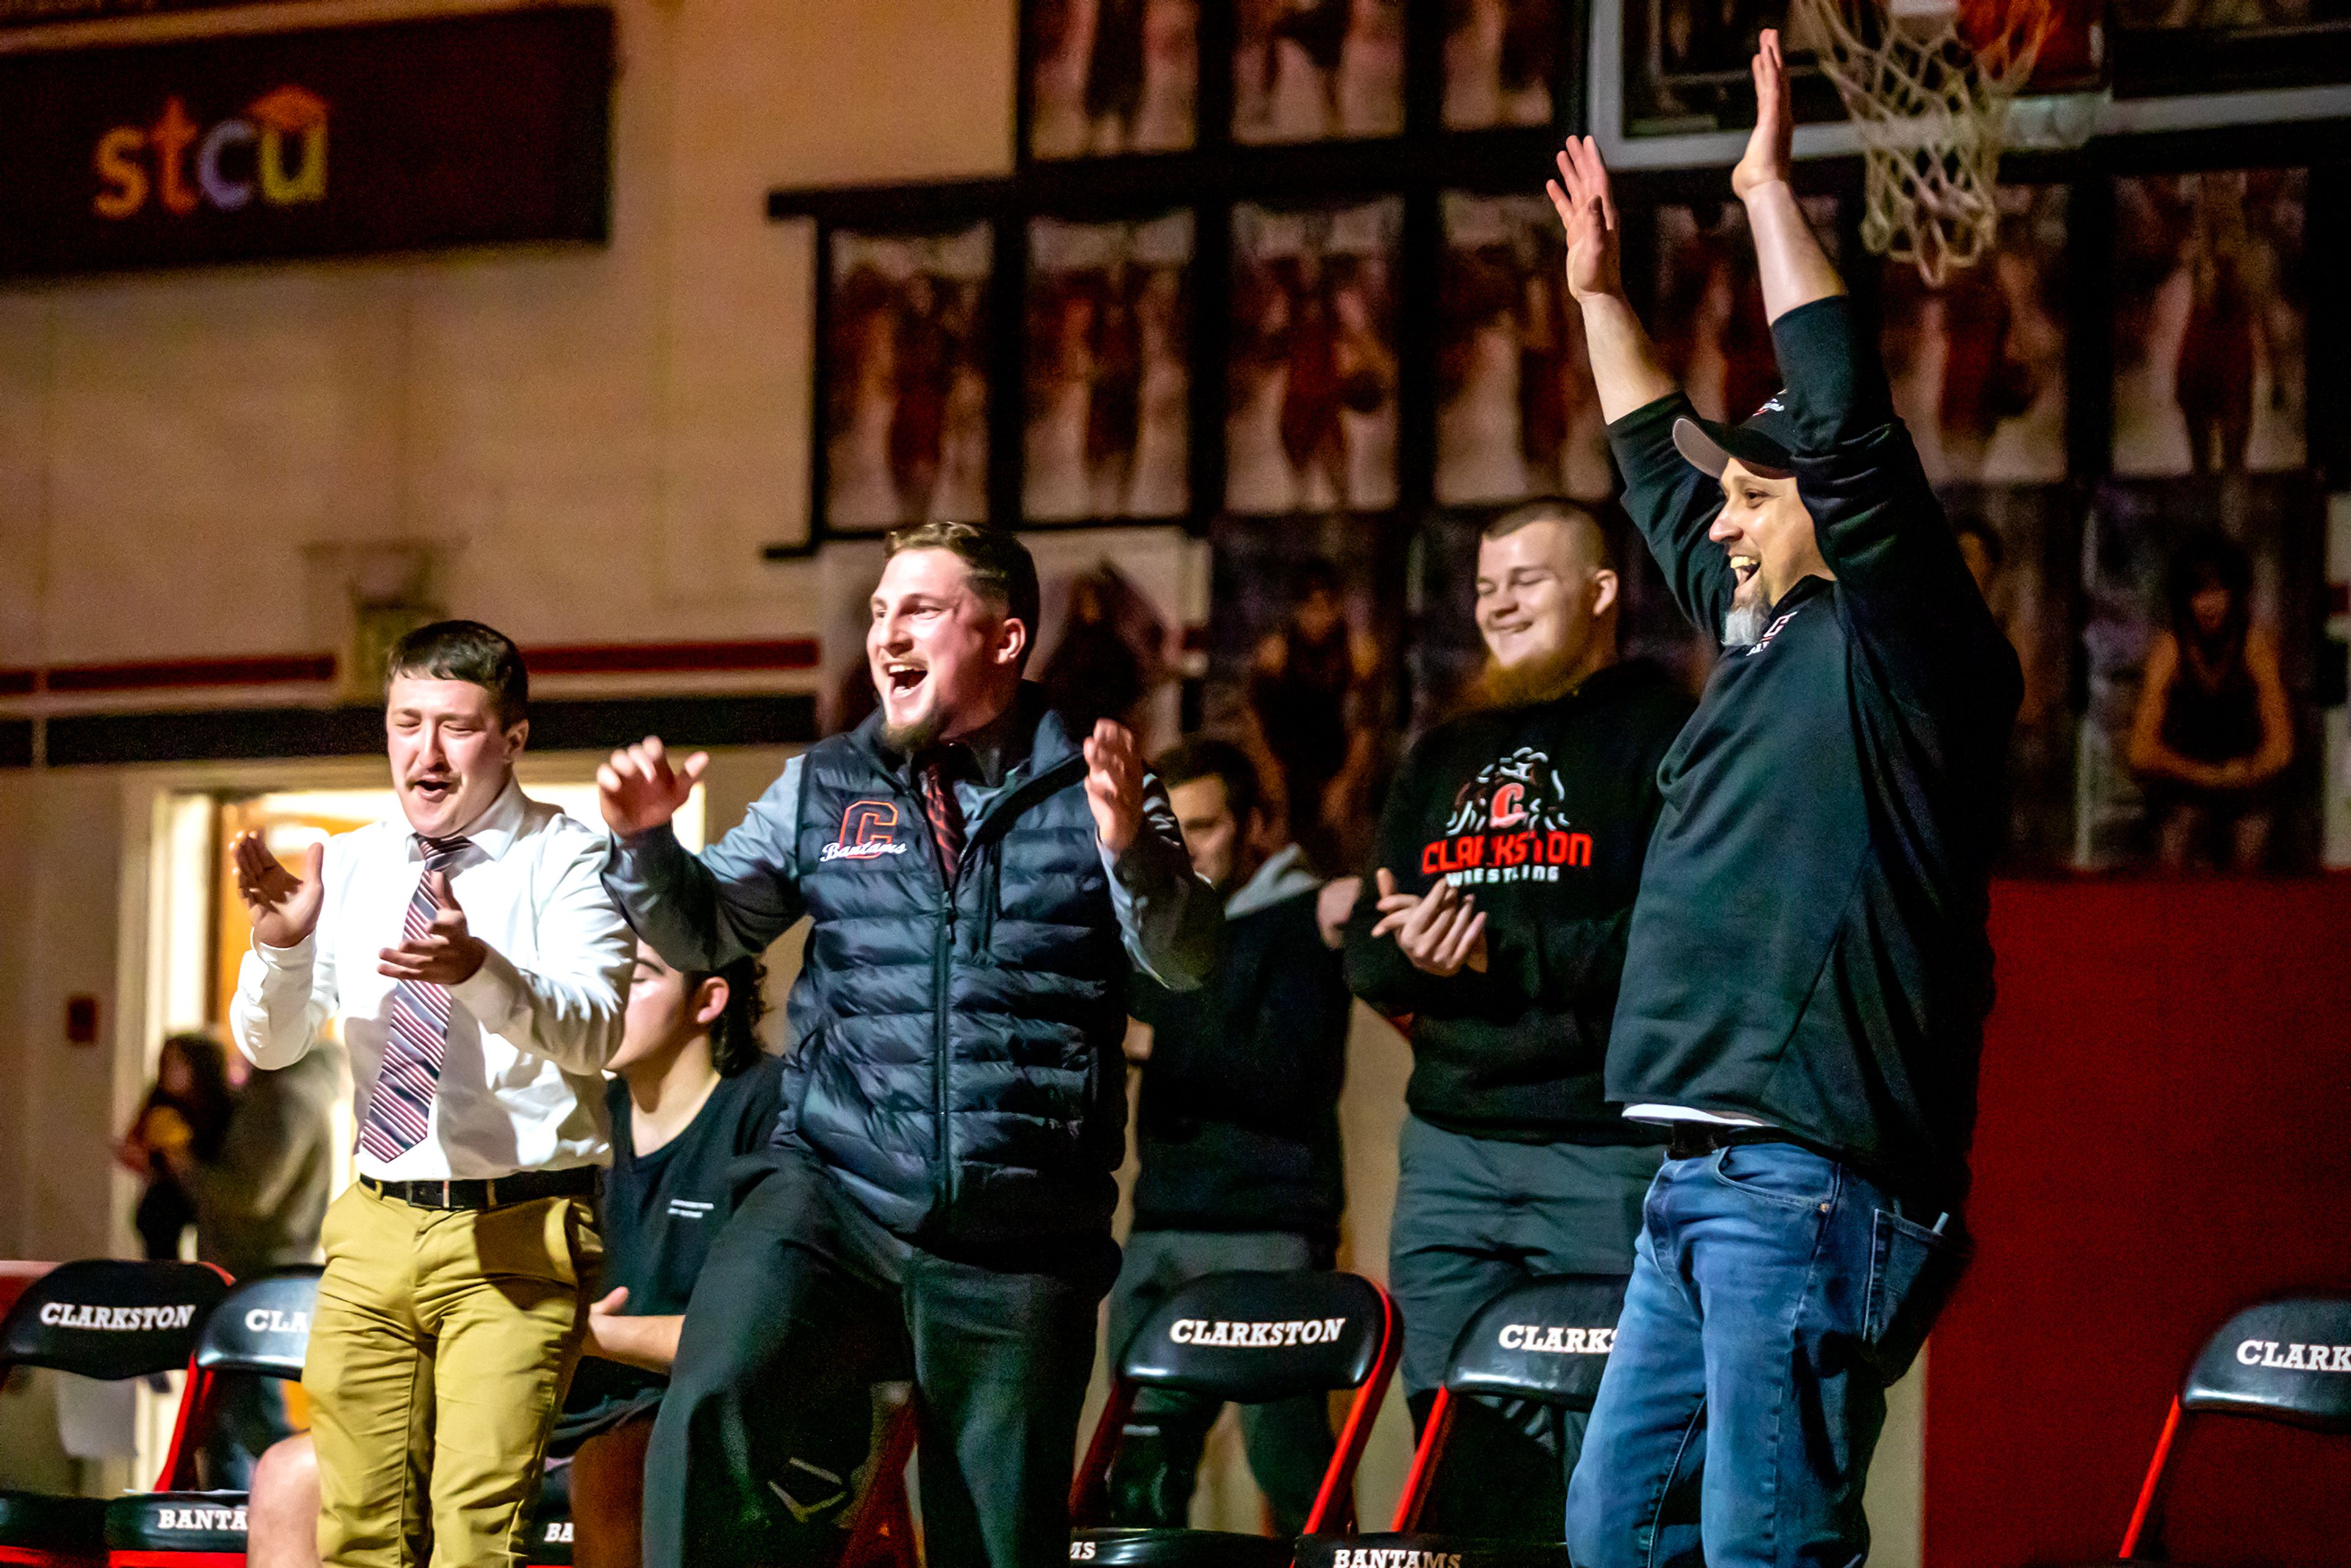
<box><xmin>1325</xmin><ymin>1551</ymin><xmax>1466</xmax><ymax>1567</ymax></box>
<box><xmin>1423</xmin><ymin>747</ymin><xmax>1593</xmax><ymax>884</ymax></box>
<box><xmin>821</xmin><ymin>799</ymin><xmax>912</xmax><ymax>863</ymax></box>
<box><xmin>37</xmin><ymin>1302</ymin><xmax>198</xmax><ymax>1330</ymax></box>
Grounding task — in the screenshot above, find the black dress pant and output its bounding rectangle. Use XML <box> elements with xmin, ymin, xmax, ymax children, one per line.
<box><xmin>643</xmin><ymin>1148</ymin><xmax>1113</xmax><ymax>1568</ymax></box>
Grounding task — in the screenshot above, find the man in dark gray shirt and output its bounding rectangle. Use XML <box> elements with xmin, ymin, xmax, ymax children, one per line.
<box><xmin>599</xmin><ymin>523</ymin><xmax>1217</xmax><ymax>1568</ymax></box>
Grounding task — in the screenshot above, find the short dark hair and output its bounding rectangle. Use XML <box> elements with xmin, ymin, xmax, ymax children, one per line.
<box><xmin>1484</xmin><ymin>499</ymin><xmax>1614</xmax><ymax>571</ymax></box>
<box><xmin>386</xmin><ymin>620</ymin><xmax>528</xmax><ymax>725</ymax></box>
<box><xmin>1290</xmin><ymin>558</ymin><xmax>1344</xmax><ymax>602</ymax></box>
<box><xmin>1153</xmin><ymin>737</ymin><xmax>1264</xmax><ymax>828</ymax></box>
<box><xmin>2165</xmin><ymin>531</ymin><xmax>2252</xmax><ymax>647</ymax></box>
<box><xmin>885</xmin><ymin>522</ymin><xmax>1043</xmax><ymax>644</ymax></box>
<box><xmin>684</xmin><ymin>955</ymin><xmax>770</xmax><ymax>1078</ymax></box>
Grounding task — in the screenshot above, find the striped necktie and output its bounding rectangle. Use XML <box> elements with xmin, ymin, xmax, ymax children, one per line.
<box><xmin>358</xmin><ymin>834</ymin><xmax>474</xmax><ymax>1162</ymax></box>
<box><xmin>917</xmin><ymin>750</ymin><xmax>967</xmax><ymax>888</ymax></box>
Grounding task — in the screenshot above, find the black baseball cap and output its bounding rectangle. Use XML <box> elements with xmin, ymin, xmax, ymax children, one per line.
<box><xmin>1671</xmin><ymin>391</ymin><xmax>1801</xmax><ymax>481</ymax></box>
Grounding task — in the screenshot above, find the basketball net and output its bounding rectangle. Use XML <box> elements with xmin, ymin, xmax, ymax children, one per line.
<box><xmin>1792</xmin><ymin>0</ymin><xmax>2058</xmax><ymax>286</ymax></box>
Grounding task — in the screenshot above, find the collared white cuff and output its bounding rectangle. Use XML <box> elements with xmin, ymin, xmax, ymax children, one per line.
<box><xmin>253</xmin><ymin>932</ymin><xmax>317</xmax><ymax>970</ymax></box>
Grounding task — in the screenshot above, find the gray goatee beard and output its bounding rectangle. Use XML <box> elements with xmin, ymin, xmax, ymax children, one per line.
<box><xmin>1722</xmin><ymin>602</ymin><xmax>1768</xmax><ymax>648</ymax></box>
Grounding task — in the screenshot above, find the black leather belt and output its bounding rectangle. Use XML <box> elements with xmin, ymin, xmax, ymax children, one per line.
<box><xmin>361</xmin><ymin>1166</ymin><xmax>598</xmax><ymax>1210</ymax></box>
<box><xmin>1663</xmin><ymin>1122</ymin><xmax>1788</xmax><ymax>1162</ymax></box>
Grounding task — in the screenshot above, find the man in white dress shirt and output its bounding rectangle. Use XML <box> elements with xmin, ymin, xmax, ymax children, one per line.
<box><xmin>230</xmin><ymin>621</ymin><xmax>634</xmax><ymax>1568</ymax></box>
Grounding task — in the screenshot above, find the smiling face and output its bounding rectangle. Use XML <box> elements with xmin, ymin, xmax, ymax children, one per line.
<box><xmin>866</xmin><ymin>547</ymin><xmax>1028</xmax><ymax>752</ymax></box>
<box><xmin>1709</xmin><ymin>459</ymin><xmax>1827</xmax><ymax>642</ymax></box>
<box><xmin>1475</xmin><ymin>515</ymin><xmax>1618</xmax><ymax>703</ymax></box>
<box><xmin>384</xmin><ymin>676</ymin><xmax>527</xmax><ymax>838</ymax></box>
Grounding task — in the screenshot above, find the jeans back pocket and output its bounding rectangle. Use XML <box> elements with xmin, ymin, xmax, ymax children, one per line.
<box><xmin>1862</xmin><ymin>1208</ymin><xmax>1968</xmax><ymax>1384</ymax></box>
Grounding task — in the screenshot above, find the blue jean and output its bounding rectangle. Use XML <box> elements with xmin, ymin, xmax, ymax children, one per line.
<box><xmin>1564</xmin><ymin>1142</ymin><xmax>1965</xmax><ymax>1568</ymax></box>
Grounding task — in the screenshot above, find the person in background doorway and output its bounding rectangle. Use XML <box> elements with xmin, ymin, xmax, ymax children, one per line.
<box><xmin>1107</xmin><ymin>738</ymin><xmax>1359</xmax><ymax>1534</ymax></box>
<box><xmin>117</xmin><ymin>1032</ymin><xmax>236</xmax><ymax>1261</ymax></box>
<box><xmin>151</xmin><ymin>1040</ymin><xmax>342</xmax><ymax>1487</ymax></box>
<box><xmin>2127</xmin><ymin>532</ymin><xmax>2294</xmax><ymax>871</ymax></box>
<box><xmin>244</xmin><ymin>945</ymin><xmax>780</xmax><ymax>1568</ymax></box>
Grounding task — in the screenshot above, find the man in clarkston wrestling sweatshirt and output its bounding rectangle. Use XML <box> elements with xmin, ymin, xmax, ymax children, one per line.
<box><xmin>1346</xmin><ymin>500</ymin><xmax>1691</xmax><ymax>1533</ymax></box>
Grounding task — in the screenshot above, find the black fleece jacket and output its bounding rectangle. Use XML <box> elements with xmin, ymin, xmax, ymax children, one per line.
<box><xmin>1605</xmin><ymin>295</ymin><xmax>2023</xmax><ymax>1209</ymax></box>
<box><xmin>1344</xmin><ymin>660</ymin><xmax>1692</xmax><ymax>1142</ymax></box>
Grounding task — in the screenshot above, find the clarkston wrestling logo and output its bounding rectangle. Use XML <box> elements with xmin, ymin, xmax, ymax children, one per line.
<box><xmin>1422</xmin><ymin>747</ymin><xmax>1592</xmax><ymax>883</ymax></box>
<box><xmin>821</xmin><ymin>799</ymin><xmax>912</xmax><ymax>863</ymax></box>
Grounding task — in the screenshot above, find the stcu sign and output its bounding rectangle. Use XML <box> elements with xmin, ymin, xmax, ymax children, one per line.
<box><xmin>0</xmin><ymin>6</ymin><xmax>612</xmax><ymax>277</ymax></box>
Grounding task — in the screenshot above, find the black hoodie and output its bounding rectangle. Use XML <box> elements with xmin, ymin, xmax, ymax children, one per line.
<box><xmin>1344</xmin><ymin>660</ymin><xmax>1692</xmax><ymax>1142</ymax></box>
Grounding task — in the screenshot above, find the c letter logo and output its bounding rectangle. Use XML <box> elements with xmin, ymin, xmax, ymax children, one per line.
<box><xmin>822</xmin><ymin>799</ymin><xmax>912</xmax><ymax>863</ymax></box>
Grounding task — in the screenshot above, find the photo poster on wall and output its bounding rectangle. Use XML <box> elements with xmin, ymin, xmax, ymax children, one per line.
<box><xmin>1881</xmin><ymin>182</ymin><xmax>2069</xmax><ymax>490</ymax></box>
<box><xmin>1646</xmin><ymin>193</ymin><xmax>1840</xmax><ymax>426</ymax></box>
<box><xmin>1444</xmin><ymin>0</ymin><xmax>1563</xmax><ymax>129</ymax></box>
<box><xmin>1025</xmin><ymin>0</ymin><xmax>1199</xmax><ymax>159</ymax></box>
<box><xmin>1232</xmin><ymin>0</ymin><xmax>1404</xmax><ymax>144</ymax></box>
<box><xmin>1226</xmin><ymin>195</ymin><xmax>1403</xmax><ymax>516</ymax></box>
<box><xmin>1024</xmin><ymin>211</ymin><xmax>1193</xmax><ymax>523</ymax></box>
<box><xmin>1437</xmin><ymin>190</ymin><xmax>1613</xmax><ymax>509</ymax></box>
<box><xmin>815</xmin><ymin>528</ymin><xmax>1196</xmax><ymax>754</ymax></box>
<box><xmin>822</xmin><ymin>222</ymin><xmax>993</xmax><ymax>535</ymax></box>
<box><xmin>1201</xmin><ymin>514</ymin><xmax>1404</xmax><ymax>876</ymax></box>
<box><xmin>1618</xmin><ymin>0</ymin><xmax>2102</xmax><ymax>137</ymax></box>
<box><xmin>2110</xmin><ymin>168</ymin><xmax>2306</xmax><ymax>482</ymax></box>
<box><xmin>2074</xmin><ymin>474</ymin><xmax>2324</xmax><ymax>874</ymax></box>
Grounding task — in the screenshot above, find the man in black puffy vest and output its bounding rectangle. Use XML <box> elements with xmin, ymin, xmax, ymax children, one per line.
<box><xmin>598</xmin><ymin>522</ymin><xmax>1218</xmax><ymax>1568</ymax></box>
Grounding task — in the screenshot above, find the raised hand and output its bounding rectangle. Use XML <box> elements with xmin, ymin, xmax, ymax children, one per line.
<box><xmin>1546</xmin><ymin>135</ymin><xmax>1624</xmax><ymax>304</ymax></box>
<box><xmin>1368</xmin><ymin>867</ymin><xmax>1489</xmax><ymax>978</ymax></box>
<box><xmin>1082</xmin><ymin>719</ymin><xmax>1146</xmax><ymax>856</ymax></box>
<box><xmin>377</xmin><ymin>871</ymin><xmax>487</xmax><ymax>986</ymax></box>
<box><xmin>598</xmin><ymin>736</ymin><xmax>708</xmax><ymax>839</ymax></box>
<box><xmin>233</xmin><ymin>831</ymin><xmax>326</xmax><ymax>950</ymax></box>
<box><xmin>1732</xmin><ymin>29</ymin><xmax>1794</xmax><ymax>200</ymax></box>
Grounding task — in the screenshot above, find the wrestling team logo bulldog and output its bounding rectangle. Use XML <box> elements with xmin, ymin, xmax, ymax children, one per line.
<box><xmin>1422</xmin><ymin>747</ymin><xmax>1592</xmax><ymax>882</ymax></box>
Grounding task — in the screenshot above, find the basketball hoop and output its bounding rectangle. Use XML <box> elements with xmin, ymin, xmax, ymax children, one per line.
<box><xmin>1792</xmin><ymin>0</ymin><xmax>2060</xmax><ymax>286</ymax></box>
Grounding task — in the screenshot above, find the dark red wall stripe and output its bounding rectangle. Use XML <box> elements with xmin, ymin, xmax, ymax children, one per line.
<box><xmin>45</xmin><ymin>654</ymin><xmax>336</xmax><ymax>694</ymax></box>
<box><xmin>524</xmin><ymin>639</ymin><xmax>821</xmax><ymax>675</ymax></box>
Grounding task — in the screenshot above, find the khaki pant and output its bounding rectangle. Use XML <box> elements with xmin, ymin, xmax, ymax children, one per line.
<box><xmin>305</xmin><ymin>1182</ymin><xmax>600</xmax><ymax>1568</ymax></box>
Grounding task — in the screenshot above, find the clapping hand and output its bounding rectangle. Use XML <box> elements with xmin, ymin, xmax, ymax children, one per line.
<box><xmin>1369</xmin><ymin>867</ymin><xmax>1490</xmax><ymax>977</ymax></box>
<box><xmin>233</xmin><ymin>831</ymin><xmax>326</xmax><ymax>950</ymax></box>
<box><xmin>1083</xmin><ymin>719</ymin><xmax>1146</xmax><ymax>856</ymax></box>
<box><xmin>377</xmin><ymin>871</ymin><xmax>486</xmax><ymax>986</ymax></box>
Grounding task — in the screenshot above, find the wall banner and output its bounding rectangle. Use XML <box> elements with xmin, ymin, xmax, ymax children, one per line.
<box><xmin>0</xmin><ymin>6</ymin><xmax>613</xmax><ymax>277</ymax></box>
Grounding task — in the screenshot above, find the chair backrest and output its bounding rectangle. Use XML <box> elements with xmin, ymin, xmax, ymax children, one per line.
<box><xmin>2180</xmin><ymin>1294</ymin><xmax>2351</xmax><ymax>1433</ymax></box>
<box><xmin>1442</xmin><ymin>1272</ymin><xmax>1629</xmax><ymax>1412</ymax></box>
<box><xmin>0</xmin><ymin>1259</ymin><xmax>228</xmax><ymax>1379</ymax></box>
<box><xmin>1119</xmin><ymin>1269</ymin><xmax>1392</xmax><ymax>1403</ymax></box>
<box><xmin>195</xmin><ymin>1267</ymin><xmax>322</xmax><ymax>1380</ymax></box>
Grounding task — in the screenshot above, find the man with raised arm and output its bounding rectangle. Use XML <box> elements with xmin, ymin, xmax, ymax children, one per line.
<box><xmin>598</xmin><ymin>522</ymin><xmax>1218</xmax><ymax>1568</ymax></box>
<box><xmin>1547</xmin><ymin>34</ymin><xmax>2022</xmax><ymax>1568</ymax></box>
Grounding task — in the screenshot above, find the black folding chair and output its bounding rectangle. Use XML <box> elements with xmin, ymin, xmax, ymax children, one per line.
<box><xmin>1070</xmin><ymin>1269</ymin><xmax>1401</xmax><ymax>1567</ymax></box>
<box><xmin>1294</xmin><ymin>1273</ymin><xmax>1629</xmax><ymax>1568</ymax></box>
<box><xmin>102</xmin><ymin>1267</ymin><xmax>318</xmax><ymax>1568</ymax></box>
<box><xmin>0</xmin><ymin>1260</ymin><xmax>231</xmax><ymax>1568</ymax></box>
<box><xmin>2108</xmin><ymin>1294</ymin><xmax>2351</xmax><ymax>1561</ymax></box>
